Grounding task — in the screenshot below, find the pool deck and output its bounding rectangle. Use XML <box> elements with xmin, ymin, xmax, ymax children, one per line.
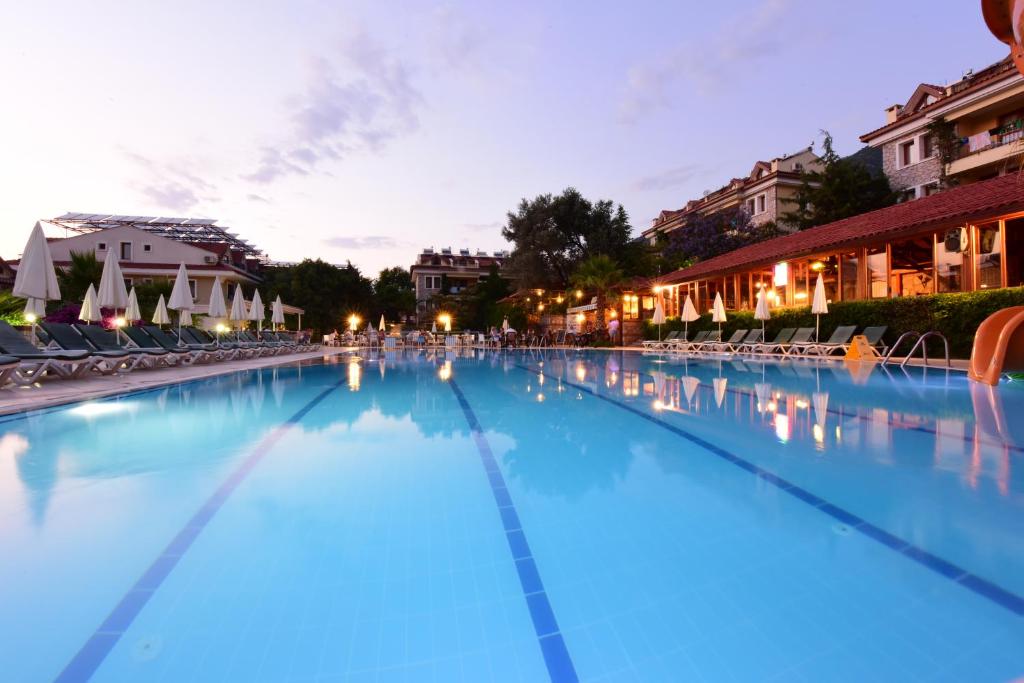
<box><xmin>0</xmin><ymin>348</ymin><xmax>348</xmax><ymax>416</ymax></box>
<box><xmin>0</xmin><ymin>346</ymin><xmax>970</xmax><ymax>417</ymax></box>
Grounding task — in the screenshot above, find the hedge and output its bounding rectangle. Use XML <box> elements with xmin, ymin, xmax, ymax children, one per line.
<box><xmin>642</xmin><ymin>286</ymin><xmax>1024</xmax><ymax>359</ymax></box>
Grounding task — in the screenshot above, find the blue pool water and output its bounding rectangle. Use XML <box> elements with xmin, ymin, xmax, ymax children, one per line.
<box><xmin>1</xmin><ymin>349</ymin><xmax>1022</xmax><ymax>682</ymax></box>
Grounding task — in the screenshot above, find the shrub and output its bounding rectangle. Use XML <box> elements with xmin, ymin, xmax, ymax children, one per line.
<box><xmin>642</xmin><ymin>287</ymin><xmax>1024</xmax><ymax>358</ymax></box>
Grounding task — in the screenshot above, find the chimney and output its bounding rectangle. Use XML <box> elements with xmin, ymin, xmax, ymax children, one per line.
<box><xmin>885</xmin><ymin>104</ymin><xmax>902</xmax><ymax>124</ymax></box>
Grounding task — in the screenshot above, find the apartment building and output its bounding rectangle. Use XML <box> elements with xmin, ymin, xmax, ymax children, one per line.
<box><xmin>409</xmin><ymin>247</ymin><xmax>509</xmax><ymax>322</ymax></box>
<box><xmin>860</xmin><ymin>57</ymin><xmax>1024</xmax><ymax>199</ymax></box>
<box><xmin>642</xmin><ymin>147</ymin><xmax>822</xmax><ymax>243</ymax></box>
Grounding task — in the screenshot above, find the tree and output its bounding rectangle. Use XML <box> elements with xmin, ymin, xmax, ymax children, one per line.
<box><xmin>502</xmin><ymin>187</ymin><xmax>635</xmax><ymax>288</ymax></box>
<box><xmin>925</xmin><ymin>117</ymin><xmax>960</xmax><ymax>191</ymax></box>
<box><xmin>262</xmin><ymin>259</ymin><xmax>374</xmax><ymax>335</ymax></box>
<box><xmin>56</xmin><ymin>250</ymin><xmax>102</xmax><ymax>303</ymax></box>
<box><xmin>373</xmin><ymin>267</ymin><xmax>415</xmax><ymax>322</ymax></box>
<box><xmin>571</xmin><ymin>254</ymin><xmax>624</xmax><ymax>330</ymax></box>
<box><xmin>783</xmin><ymin>131</ymin><xmax>897</xmax><ymax>230</ymax></box>
<box><xmin>664</xmin><ymin>207</ymin><xmax>782</xmax><ymax>265</ymax></box>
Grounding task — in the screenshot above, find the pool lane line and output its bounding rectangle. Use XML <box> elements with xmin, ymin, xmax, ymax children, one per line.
<box><xmin>53</xmin><ymin>378</ymin><xmax>346</xmax><ymax>683</ymax></box>
<box><xmin>447</xmin><ymin>379</ymin><xmax>580</xmax><ymax>683</ymax></box>
<box><xmin>515</xmin><ymin>364</ymin><xmax>1024</xmax><ymax>618</ymax></box>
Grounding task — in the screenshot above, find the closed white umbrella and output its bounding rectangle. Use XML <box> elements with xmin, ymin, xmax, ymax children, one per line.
<box><xmin>754</xmin><ymin>287</ymin><xmax>771</xmax><ymax>338</ymax></box>
<box><xmin>179</xmin><ymin>309</ymin><xmax>192</xmax><ymax>327</ymax></box>
<box><xmin>431</xmin><ymin>321</ymin><xmax>437</xmax><ymax>334</ymax></box>
<box><xmin>712</xmin><ymin>292</ymin><xmax>727</xmax><ymax>334</ymax></box>
<box><xmin>79</xmin><ymin>284</ymin><xmax>101</xmax><ymax>322</ymax></box>
<box><xmin>152</xmin><ymin>294</ymin><xmax>171</xmax><ymax>325</ymax></box>
<box><xmin>379</xmin><ymin>314</ymin><xmax>386</xmax><ymax>332</ymax></box>
<box><xmin>97</xmin><ymin>247</ymin><xmax>129</xmax><ymax>311</ymax></box>
<box><xmin>502</xmin><ymin>317</ymin><xmax>509</xmax><ymax>332</ymax></box>
<box><xmin>681</xmin><ymin>294</ymin><xmax>699</xmax><ymax>340</ymax></box>
<box><xmin>24</xmin><ymin>297</ymin><xmax>47</xmax><ymax>318</ymax></box>
<box><xmin>444</xmin><ymin>317</ymin><xmax>452</xmax><ymax>333</ymax></box>
<box><xmin>207</xmin><ymin>276</ymin><xmax>228</xmax><ymax>319</ymax></box>
<box><xmin>271</xmin><ymin>295</ymin><xmax>285</xmax><ymax>326</ymax></box>
<box><xmin>247</xmin><ymin>289</ymin><xmax>265</xmax><ymax>333</ymax></box>
<box><xmin>652</xmin><ymin>299</ymin><xmax>666</xmax><ymax>341</ymax></box>
<box><xmin>811</xmin><ymin>274</ymin><xmax>829</xmax><ymax>342</ymax></box>
<box><xmin>125</xmin><ymin>287</ymin><xmax>142</xmax><ymax>322</ymax></box>
<box><xmin>14</xmin><ymin>222</ymin><xmax>61</xmax><ymax>342</ymax></box>
<box><xmin>167</xmin><ymin>263</ymin><xmax>193</xmax><ymax>341</ymax></box>
<box><xmin>229</xmin><ymin>285</ymin><xmax>247</xmax><ymax>340</ymax></box>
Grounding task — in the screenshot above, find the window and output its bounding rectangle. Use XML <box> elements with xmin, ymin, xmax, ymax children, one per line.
<box><xmin>623</xmin><ymin>295</ymin><xmax>639</xmax><ymax>320</ymax></box>
<box><xmin>424</xmin><ymin>275</ymin><xmax>442</xmax><ymax>290</ymax></box>
<box><xmin>921</xmin><ymin>183</ymin><xmax>940</xmax><ymax>198</ymax></box>
<box><xmin>97</xmin><ymin>242</ymin><xmax>107</xmax><ymax>251</ymax></box>
<box><xmin>724</xmin><ymin>276</ymin><xmax>736</xmax><ymax>309</ymax></box>
<box><xmin>757</xmin><ymin>194</ymin><xmax>766</xmax><ymax>214</ymax></box>
<box><xmin>899</xmin><ymin>140</ymin><xmax>915</xmax><ymax>167</ymax></box>
<box><xmin>794</xmin><ymin>162</ymin><xmax>804</xmax><ymax>172</ymax></box>
<box><xmin>890</xmin><ymin>236</ymin><xmax>933</xmax><ymax>296</ymax></box>
<box><xmin>747</xmin><ymin>199</ymin><xmax>756</xmax><ymax>214</ymax></box>
<box><xmin>1006</xmin><ymin>217</ymin><xmax>1024</xmax><ymax>287</ymax></box>
<box><xmin>975</xmin><ymin>222</ymin><xmax>1002</xmax><ymax>289</ymax></box>
<box><xmin>143</xmin><ymin>244</ymin><xmax>152</xmax><ymax>253</ymax></box>
<box><xmin>123</xmin><ymin>278</ymin><xmax>132</xmax><ymax>289</ymax></box>
<box><xmin>936</xmin><ymin>228</ymin><xmax>966</xmax><ymax>293</ymax></box>
<box><xmin>840</xmin><ymin>252</ymin><xmax>859</xmax><ymax>300</ymax></box>
<box><xmin>120</xmin><ymin>242</ymin><xmax>132</xmax><ymax>260</ymax></box>
<box><xmin>920</xmin><ymin>134</ymin><xmax>934</xmax><ymax>159</ymax></box>
<box><xmin>810</xmin><ymin>255</ymin><xmax>839</xmax><ymax>303</ymax></box>
<box><xmin>187</xmin><ymin>279</ymin><xmax>197</xmax><ymax>300</ymax></box>
<box><xmin>142</xmin><ymin>278</ymin><xmax>154</xmax><ymax>285</ymax></box>
<box><xmin>867</xmin><ymin>246</ymin><xmax>888</xmax><ymax>297</ymax></box>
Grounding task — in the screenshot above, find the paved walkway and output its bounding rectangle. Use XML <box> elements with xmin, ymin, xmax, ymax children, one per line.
<box><xmin>0</xmin><ymin>348</ymin><xmax>348</xmax><ymax>416</ymax></box>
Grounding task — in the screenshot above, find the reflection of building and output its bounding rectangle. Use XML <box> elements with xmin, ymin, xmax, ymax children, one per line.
<box><xmin>647</xmin><ymin>173</ymin><xmax>1024</xmax><ymax>313</ymax></box>
<box><xmin>860</xmin><ymin>58</ymin><xmax>1024</xmax><ymax>199</ymax></box>
<box><xmin>643</xmin><ymin>147</ymin><xmax>823</xmax><ymax>244</ymax></box>
<box><xmin>19</xmin><ymin>214</ymin><xmax>266</xmax><ymax>315</ymax></box>
<box><xmin>410</xmin><ymin>247</ymin><xmax>509</xmax><ymax>323</ymax></box>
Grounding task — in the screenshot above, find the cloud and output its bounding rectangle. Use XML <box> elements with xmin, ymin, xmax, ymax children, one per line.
<box><xmin>245</xmin><ymin>32</ymin><xmax>422</xmax><ymax>184</ymax></box>
<box><xmin>632</xmin><ymin>165</ymin><xmax>701</xmax><ymax>191</ymax></box>
<box><xmin>247</xmin><ymin>193</ymin><xmax>270</xmax><ymax>203</ymax></box>
<box><xmin>322</xmin><ymin>235</ymin><xmax>402</xmax><ymax>250</ymax></box>
<box><xmin>429</xmin><ymin>4</ymin><xmax>485</xmax><ymax>69</ymax></box>
<box><xmin>619</xmin><ymin>0</ymin><xmax>793</xmax><ymax>123</ymax></box>
<box><xmin>461</xmin><ymin>221</ymin><xmax>501</xmax><ymax>231</ymax></box>
<box><xmin>120</xmin><ymin>149</ymin><xmax>219</xmax><ymax>212</ymax></box>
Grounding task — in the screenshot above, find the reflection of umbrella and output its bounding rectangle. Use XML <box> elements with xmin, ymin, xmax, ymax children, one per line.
<box><xmin>168</xmin><ymin>263</ymin><xmax>193</xmax><ymax>341</ymax></box>
<box><xmin>125</xmin><ymin>287</ymin><xmax>142</xmax><ymax>322</ymax></box>
<box><xmin>652</xmin><ymin>299</ymin><xmax>666</xmax><ymax>341</ymax></box>
<box><xmin>79</xmin><ymin>284</ymin><xmax>100</xmax><ymax>322</ymax></box>
<box><xmin>681</xmin><ymin>376</ymin><xmax>700</xmax><ymax>407</ymax></box>
<box><xmin>152</xmin><ymin>294</ymin><xmax>170</xmax><ymax>325</ymax></box>
<box><xmin>712</xmin><ymin>292</ymin><xmax>726</xmax><ymax>334</ymax></box>
<box><xmin>754</xmin><ymin>287</ymin><xmax>770</xmax><ymax>338</ymax></box>
<box><xmin>812</xmin><ymin>274</ymin><xmax>829</xmax><ymax>342</ymax></box>
<box><xmin>713</xmin><ymin>377</ymin><xmax>728</xmax><ymax>407</ymax></box>
<box><xmin>754</xmin><ymin>382</ymin><xmax>772</xmax><ymax>413</ymax></box>
<box><xmin>652</xmin><ymin>370</ymin><xmax>666</xmax><ymax>398</ymax></box>
<box><xmin>681</xmin><ymin>295</ymin><xmax>699</xmax><ymax>340</ymax></box>
<box><xmin>812</xmin><ymin>391</ymin><xmax>829</xmax><ymax>428</ymax></box>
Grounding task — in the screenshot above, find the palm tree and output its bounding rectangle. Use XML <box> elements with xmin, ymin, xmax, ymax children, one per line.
<box><xmin>56</xmin><ymin>250</ymin><xmax>102</xmax><ymax>303</ymax></box>
<box><xmin>572</xmin><ymin>254</ymin><xmax>624</xmax><ymax>330</ymax></box>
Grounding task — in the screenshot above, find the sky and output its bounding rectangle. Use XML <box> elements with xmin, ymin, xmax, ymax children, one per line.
<box><xmin>0</xmin><ymin>0</ymin><xmax>1009</xmax><ymax>276</ymax></box>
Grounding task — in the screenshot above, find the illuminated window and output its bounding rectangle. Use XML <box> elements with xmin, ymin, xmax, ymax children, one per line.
<box><xmin>623</xmin><ymin>295</ymin><xmax>639</xmax><ymax>320</ymax></box>
<box><xmin>975</xmin><ymin>222</ymin><xmax>1002</xmax><ymax>289</ymax></box>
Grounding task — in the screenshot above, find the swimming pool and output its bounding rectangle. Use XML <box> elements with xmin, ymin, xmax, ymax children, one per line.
<box><xmin>1</xmin><ymin>349</ymin><xmax>1021</xmax><ymax>682</ymax></box>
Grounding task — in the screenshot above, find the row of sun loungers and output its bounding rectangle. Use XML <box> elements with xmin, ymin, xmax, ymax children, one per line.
<box><xmin>0</xmin><ymin>320</ymin><xmax>318</xmax><ymax>387</ymax></box>
<box><xmin>643</xmin><ymin>326</ymin><xmax>888</xmax><ymax>358</ymax></box>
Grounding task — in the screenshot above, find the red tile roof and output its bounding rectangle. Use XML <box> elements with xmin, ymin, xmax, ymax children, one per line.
<box><xmin>659</xmin><ymin>173</ymin><xmax>1024</xmax><ymax>284</ymax></box>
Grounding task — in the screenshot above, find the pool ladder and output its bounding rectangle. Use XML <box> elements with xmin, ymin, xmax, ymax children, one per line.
<box><xmin>881</xmin><ymin>331</ymin><xmax>951</xmax><ymax>368</ymax></box>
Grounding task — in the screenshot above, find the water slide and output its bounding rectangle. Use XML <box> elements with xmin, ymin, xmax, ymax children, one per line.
<box><xmin>968</xmin><ymin>306</ymin><xmax>1024</xmax><ymax>385</ymax></box>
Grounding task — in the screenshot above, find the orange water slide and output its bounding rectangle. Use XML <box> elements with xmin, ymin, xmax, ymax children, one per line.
<box><xmin>968</xmin><ymin>306</ymin><xmax>1024</xmax><ymax>384</ymax></box>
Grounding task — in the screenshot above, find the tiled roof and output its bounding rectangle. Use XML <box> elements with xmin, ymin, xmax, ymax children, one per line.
<box><xmin>660</xmin><ymin>173</ymin><xmax>1024</xmax><ymax>284</ymax></box>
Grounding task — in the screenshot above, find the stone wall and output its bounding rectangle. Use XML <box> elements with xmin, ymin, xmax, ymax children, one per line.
<box><xmin>882</xmin><ymin>142</ymin><xmax>941</xmax><ymax>192</ymax></box>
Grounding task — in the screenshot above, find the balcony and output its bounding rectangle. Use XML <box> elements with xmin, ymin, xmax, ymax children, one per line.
<box><xmin>948</xmin><ymin>127</ymin><xmax>1024</xmax><ymax>178</ymax></box>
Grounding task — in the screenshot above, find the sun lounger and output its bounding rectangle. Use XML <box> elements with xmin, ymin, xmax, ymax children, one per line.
<box><xmin>706</xmin><ymin>329</ymin><xmax>747</xmax><ymax>353</ymax></box>
<box><xmin>787</xmin><ymin>325</ymin><xmax>856</xmax><ymax>356</ymax></box>
<box><xmin>73</xmin><ymin>324</ymin><xmax>176</xmax><ymax>369</ymax></box>
<box><xmin>804</xmin><ymin>325</ymin><xmax>888</xmax><ymax>356</ymax></box>
<box><xmin>144</xmin><ymin>326</ymin><xmax>224</xmax><ymax>362</ymax></box>
<box><xmin>122</xmin><ymin>327</ymin><xmax>207</xmax><ymax>365</ymax></box>
<box><xmin>669</xmin><ymin>329</ymin><xmax>707</xmax><ymax>352</ymax></box>
<box><xmin>0</xmin><ymin>320</ymin><xmax>101</xmax><ymax>383</ymax></box>
<box><xmin>727</xmin><ymin>329</ymin><xmax>763</xmax><ymax>353</ymax></box>
<box><xmin>39</xmin><ymin>322</ymin><xmax>140</xmax><ymax>374</ymax></box>
<box><xmin>643</xmin><ymin>330</ymin><xmax>679</xmax><ymax>350</ymax></box>
<box><xmin>767</xmin><ymin>327</ymin><xmax>814</xmax><ymax>355</ymax></box>
<box><xmin>0</xmin><ymin>355</ymin><xmax>20</xmax><ymax>387</ymax></box>
<box><xmin>743</xmin><ymin>328</ymin><xmax>794</xmax><ymax>354</ymax></box>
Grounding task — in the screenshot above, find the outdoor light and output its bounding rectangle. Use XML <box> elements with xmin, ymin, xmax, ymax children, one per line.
<box><xmin>348</xmin><ymin>314</ymin><xmax>360</xmax><ymax>331</ymax></box>
<box><xmin>537</xmin><ymin>303</ymin><xmax>545</xmax><ymax>312</ymax></box>
<box><xmin>535</xmin><ymin>289</ymin><xmax>544</xmax><ymax>296</ymax></box>
<box><xmin>555</xmin><ymin>295</ymin><xmax>563</xmax><ymax>303</ymax></box>
<box><xmin>575</xmin><ymin>289</ymin><xmax>583</xmax><ymax>299</ymax></box>
<box><xmin>811</xmin><ymin>261</ymin><xmax>825</xmax><ymax>272</ymax></box>
<box><xmin>576</xmin><ymin>313</ymin><xmax>585</xmax><ymax>323</ymax></box>
<box><xmin>215</xmin><ymin>323</ymin><xmax>228</xmax><ymax>333</ymax></box>
<box><xmin>114</xmin><ymin>317</ymin><xmax>126</xmax><ymax>328</ymax></box>
<box><xmin>25</xmin><ymin>313</ymin><xmax>37</xmax><ymax>323</ymax></box>
<box><xmin>795</xmin><ymin>292</ymin><xmax>808</xmax><ymax>300</ymax></box>
<box><xmin>773</xmin><ymin>262</ymin><xmax>788</xmax><ymax>287</ymax></box>
<box><xmin>653</xmin><ymin>285</ymin><xmax>663</xmax><ymax>294</ymax></box>
<box><xmin>609</xmin><ymin>310</ymin><xmax>617</xmax><ymax>318</ymax></box>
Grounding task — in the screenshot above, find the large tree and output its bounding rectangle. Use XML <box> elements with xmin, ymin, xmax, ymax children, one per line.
<box><xmin>664</xmin><ymin>207</ymin><xmax>781</xmax><ymax>265</ymax></box>
<box><xmin>56</xmin><ymin>250</ymin><xmax>103</xmax><ymax>303</ymax></box>
<box><xmin>262</xmin><ymin>259</ymin><xmax>374</xmax><ymax>335</ymax></box>
<box><xmin>373</xmin><ymin>267</ymin><xmax>415</xmax><ymax>322</ymax></box>
<box><xmin>571</xmin><ymin>254</ymin><xmax>624</xmax><ymax>330</ymax></box>
<box><xmin>502</xmin><ymin>187</ymin><xmax>639</xmax><ymax>288</ymax></box>
<box><xmin>783</xmin><ymin>131</ymin><xmax>897</xmax><ymax>230</ymax></box>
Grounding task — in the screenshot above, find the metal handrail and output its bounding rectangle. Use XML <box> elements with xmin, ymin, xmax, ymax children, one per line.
<box><xmin>899</xmin><ymin>331</ymin><xmax>951</xmax><ymax>369</ymax></box>
<box><xmin>881</xmin><ymin>331</ymin><xmax>921</xmax><ymax>365</ymax></box>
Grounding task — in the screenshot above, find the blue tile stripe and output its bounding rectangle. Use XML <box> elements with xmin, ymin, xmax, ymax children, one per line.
<box><xmin>447</xmin><ymin>379</ymin><xmax>580</xmax><ymax>683</ymax></box>
<box><xmin>517</xmin><ymin>363</ymin><xmax>1024</xmax><ymax>618</ymax></box>
<box><xmin>53</xmin><ymin>379</ymin><xmax>345</xmax><ymax>683</ymax></box>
